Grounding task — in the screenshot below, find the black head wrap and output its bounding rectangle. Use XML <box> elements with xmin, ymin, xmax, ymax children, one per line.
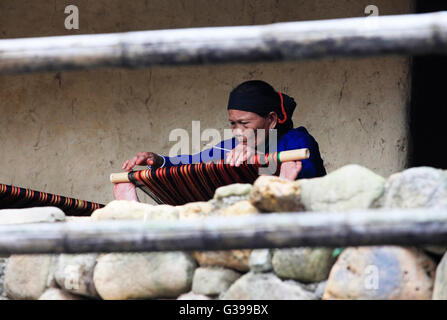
<box><xmin>227</xmin><ymin>80</ymin><xmax>296</xmax><ymax>135</ymax></box>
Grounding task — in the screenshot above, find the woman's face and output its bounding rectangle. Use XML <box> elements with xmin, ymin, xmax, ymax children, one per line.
<box><xmin>228</xmin><ymin>109</ymin><xmax>277</xmax><ymax>145</ymax></box>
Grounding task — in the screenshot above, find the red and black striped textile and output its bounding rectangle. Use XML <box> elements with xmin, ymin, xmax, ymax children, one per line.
<box><xmin>0</xmin><ymin>183</ymin><xmax>104</xmax><ymax>216</ymax></box>
<box><xmin>129</xmin><ymin>152</ymin><xmax>279</xmax><ymax>205</ymax></box>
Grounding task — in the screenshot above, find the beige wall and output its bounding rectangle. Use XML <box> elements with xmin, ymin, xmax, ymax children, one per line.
<box><xmin>0</xmin><ymin>0</ymin><xmax>413</xmax><ymax>205</ymax></box>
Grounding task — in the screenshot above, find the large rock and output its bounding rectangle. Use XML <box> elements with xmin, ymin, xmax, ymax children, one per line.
<box><xmin>433</xmin><ymin>252</ymin><xmax>447</xmax><ymax>300</ymax></box>
<box><xmin>378</xmin><ymin>167</ymin><xmax>447</xmax><ymax>255</ymax></box>
<box><xmin>323</xmin><ymin>246</ymin><xmax>436</xmax><ymax>300</ymax></box>
<box><xmin>4</xmin><ymin>254</ymin><xmax>58</xmax><ymax>300</ymax></box>
<box><xmin>221</xmin><ymin>272</ymin><xmax>317</xmax><ymax>300</ymax></box>
<box><xmin>272</xmin><ymin>248</ymin><xmax>336</xmax><ymax>283</ymax></box>
<box><xmin>54</xmin><ymin>254</ymin><xmax>99</xmax><ymax>298</ymax></box>
<box><xmin>192</xmin><ymin>267</ymin><xmax>241</xmax><ymax>296</ymax></box>
<box><xmin>38</xmin><ymin>288</ymin><xmax>83</xmax><ymax>300</ymax></box>
<box><xmin>93</xmin><ymin>252</ymin><xmax>196</xmax><ymax>300</ymax></box>
<box><xmin>300</xmin><ymin>165</ymin><xmax>385</xmax><ymax>212</ymax></box>
<box><xmin>0</xmin><ymin>207</ymin><xmax>65</xmax><ymax>225</ymax></box>
<box><xmin>211</xmin><ymin>184</ymin><xmax>252</xmax><ymax>210</ymax></box>
<box><xmin>91</xmin><ymin>200</ymin><xmax>178</xmax><ymax>221</ymax></box>
<box><xmin>249</xmin><ymin>249</ymin><xmax>273</xmax><ymax>273</ymax></box>
<box><xmin>379</xmin><ymin>167</ymin><xmax>447</xmax><ymax>209</ymax></box>
<box><xmin>91</xmin><ymin>200</ymin><xmax>149</xmax><ymax>220</ymax></box>
<box><xmin>249</xmin><ymin>176</ymin><xmax>303</xmax><ymax>212</ymax></box>
<box><xmin>213</xmin><ymin>184</ymin><xmax>252</xmax><ymax>201</ymax></box>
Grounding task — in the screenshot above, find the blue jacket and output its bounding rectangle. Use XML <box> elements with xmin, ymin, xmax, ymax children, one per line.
<box><xmin>160</xmin><ymin>126</ymin><xmax>326</xmax><ymax>179</ymax></box>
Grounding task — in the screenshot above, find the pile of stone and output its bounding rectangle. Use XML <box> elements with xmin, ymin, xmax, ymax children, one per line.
<box><xmin>1</xmin><ymin>164</ymin><xmax>447</xmax><ymax>300</ymax></box>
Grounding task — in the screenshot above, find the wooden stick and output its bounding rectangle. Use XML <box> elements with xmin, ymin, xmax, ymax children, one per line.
<box><xmin>110</xmin><ymin>148</ymin><xmax>309</xmax><ymax>183</ymax></box>
<box><xmin>110</xmin><ymin>172</ymin><xmax>130</xmax><ymax>183</ymax></box>
<box><xmin>1</xmin><ymin>12</ymin><xmax>447</xmax><ymax>74</ymax></box>
<box><xmin>0</xmin><ymin>208</ymin><xmax>446</xmax><ymax>254</ymax></box>
<box><xmin>278</xmin><ymin>148</ymin><xmax>310</xmax><ymax>162</ymax></box>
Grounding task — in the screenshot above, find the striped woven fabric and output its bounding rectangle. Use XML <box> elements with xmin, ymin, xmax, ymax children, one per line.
<box><xmin>0</xmin><ymin>183</ymin><xmax>104</xmax><ymax>216</ymax></box>
<box><xmin>129</xmin><ymin>152</ymin><xmax>279</xmax><ymax>205</ymax></box>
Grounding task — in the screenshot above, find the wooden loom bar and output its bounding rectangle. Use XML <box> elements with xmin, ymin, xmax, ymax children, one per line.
<box><xmin>0</xmin><ymin>208</ymin><xmax>446</xmax><ymax>254</ymax></box>
<box><xmin>1</xmin><ymin>12</ymin><xmax>447</xmax><ymax>75</ymax></box>
<box><xmin>110</xmin><ymin>172</ymin><xmax>131</xmax><ymax>184</ymax></box>
<box><xmin>109</xmin><ymin>148</ymin><xmax>310</xmax><ymax>184</ymax></box>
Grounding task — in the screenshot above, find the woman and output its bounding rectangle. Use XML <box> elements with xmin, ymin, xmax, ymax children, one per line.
<box><xmin>116</xmin><ymin>80</ymin><xmax>326</xmax><ymax>201</ymax></box>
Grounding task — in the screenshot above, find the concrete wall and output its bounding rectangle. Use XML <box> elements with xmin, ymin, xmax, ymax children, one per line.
<box><xmin>0</xmin><ymin>0</ymin><xmax>413</xmax><ymax>205</ymax></box>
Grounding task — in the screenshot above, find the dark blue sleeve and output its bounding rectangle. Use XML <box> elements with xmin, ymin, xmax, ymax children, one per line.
<box><xmin>278</xmin><ymin>129</ymin><xmax>326</xmax><ymax>179</ymax></box>
<box><xmin>160</xmin><ymin>138</ymin><xmax>237</xmax><ymax>168</ymax></box>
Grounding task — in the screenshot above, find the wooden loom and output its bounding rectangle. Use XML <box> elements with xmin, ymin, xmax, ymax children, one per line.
<box><xmin>110</xmin><ymin>149</ymin><xmax>310</xmax><ymax>205</ymax></box>
<box><xmin>0</xmin><ymin>183</ymin><xmax>104</xmax><ymax>216</ymax></box>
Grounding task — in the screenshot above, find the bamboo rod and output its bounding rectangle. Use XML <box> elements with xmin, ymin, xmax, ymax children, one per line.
<box><xmin>0</xmin><ymin>208</ymin><xmax>446</xmax><ymax>254</ymax></box>
<box><xmin>109</xmin><ymin>148</ymin><xmax>310</xmax><ymax>183</ymax></box>
<box><xmin>278</xmin><ymin>148</ymin><xmax>310</xmax><ymax>162</ymax></box>
<box><xmin>110</xmin><ymin>172</ymin><xmax>130</xmax><ymax>183</ymax></box>
<box><xmin>1</xmin><ymin>12</ymin><xmax>447</xmax><ymax>74</ymax></box>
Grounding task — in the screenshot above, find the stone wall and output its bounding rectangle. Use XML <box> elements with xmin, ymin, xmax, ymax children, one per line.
<box><xmin>0</xmin><ymin>0</ymin><xmax>413</xmax><ymax>205</ymax></box>
<box><xmin>2</xmin><ymin>163</ymin><xmax>447</xmax><ymax>300</ymax></box>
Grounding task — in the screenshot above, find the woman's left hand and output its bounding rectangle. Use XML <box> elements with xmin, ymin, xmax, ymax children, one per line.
<box><xmin>279</xmin><ymin>161</ymin><xmax>302</xmax><ymax>181</ymax></box>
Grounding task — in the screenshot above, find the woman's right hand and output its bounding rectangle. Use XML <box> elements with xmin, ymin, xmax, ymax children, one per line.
<box><xmin>113</xmin><ymin>182</ymin><xmax>139</xmax><ymax>201</ymax></box>
<box><xmin>121</xmin><ymin>152</ymin><xmax>164</xmax><ymax>171</ymax></box>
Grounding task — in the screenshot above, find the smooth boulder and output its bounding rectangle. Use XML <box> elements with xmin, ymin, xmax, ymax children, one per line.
<box><xmin>4</xmin><ymin>254</ymin><xmax>58</xmax><ymax>300</ymax></box>
<box><xmin>54</xmin><ymin>254</ymin><xmax>99</xmax><ymax>298</ymax></box>
<box><xmin>379</xmin><ymin>167</ymin><xmax>447</xmax><ymax>209</ymax></box>
<box><xmin>93</xmin><ymin>252</ymin><xmax>196</xmax><ymax>300</ymax></box>
<box><xmin>214</xmin><ymin>184</ymin><xmax>252</xmax><ymax>200</ymax></box>
<box><xmin>323</xmin><ymin>246</ymin><xmax>436</xmax><ymax>300</ymax></box>
<box><xmin>300</xmin><ymin>165</ymin><xmax>385</xmax><ymax>212</ymax></box>
<box><xmin>221</xmin><ymin>272</ymin><xmax>317</xmax><ymax>300</ymax></box>
<box><xmin>272</xmin><ymin>248</ymin><xmax>336</xmax><ymax>283</ymax></box>
<box><xmin>249</xmin><ymin>176</ymin><xmax>303</xmax><ymax>212</ymax></box>
<box><xmin>379</xmin><ymin>167</ymin><xmax>447</xmax><ymax>255</ymax></box>
<box><xmin>0</xmin><ymin>207</ymin><xmax>65</xmax><ymax>225</ymax></box>
<box><xmin>192</xmin><ymin>267</ymin><xmax>241</xmax><ymax>296</ymax></box>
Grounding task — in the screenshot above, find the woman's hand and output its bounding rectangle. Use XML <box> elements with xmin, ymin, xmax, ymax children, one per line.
<box><xmin>279</xmin><ymin>161</ymin><xmax>302</xmax><ymax>181</ymax></box>
<box><xmin>122</xmin><ymin>152</ymin><xmax>164</xmax><ymax>171</ymax></box>
<box><xmin>226</xmin><ymin>144</ymin><xmax>257</xmax><ymax>167</ymax></box>
<box><xmin>113</xmin><ymin>182</ymin><xmax>139</xmax><ymax>201</ymax></box>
